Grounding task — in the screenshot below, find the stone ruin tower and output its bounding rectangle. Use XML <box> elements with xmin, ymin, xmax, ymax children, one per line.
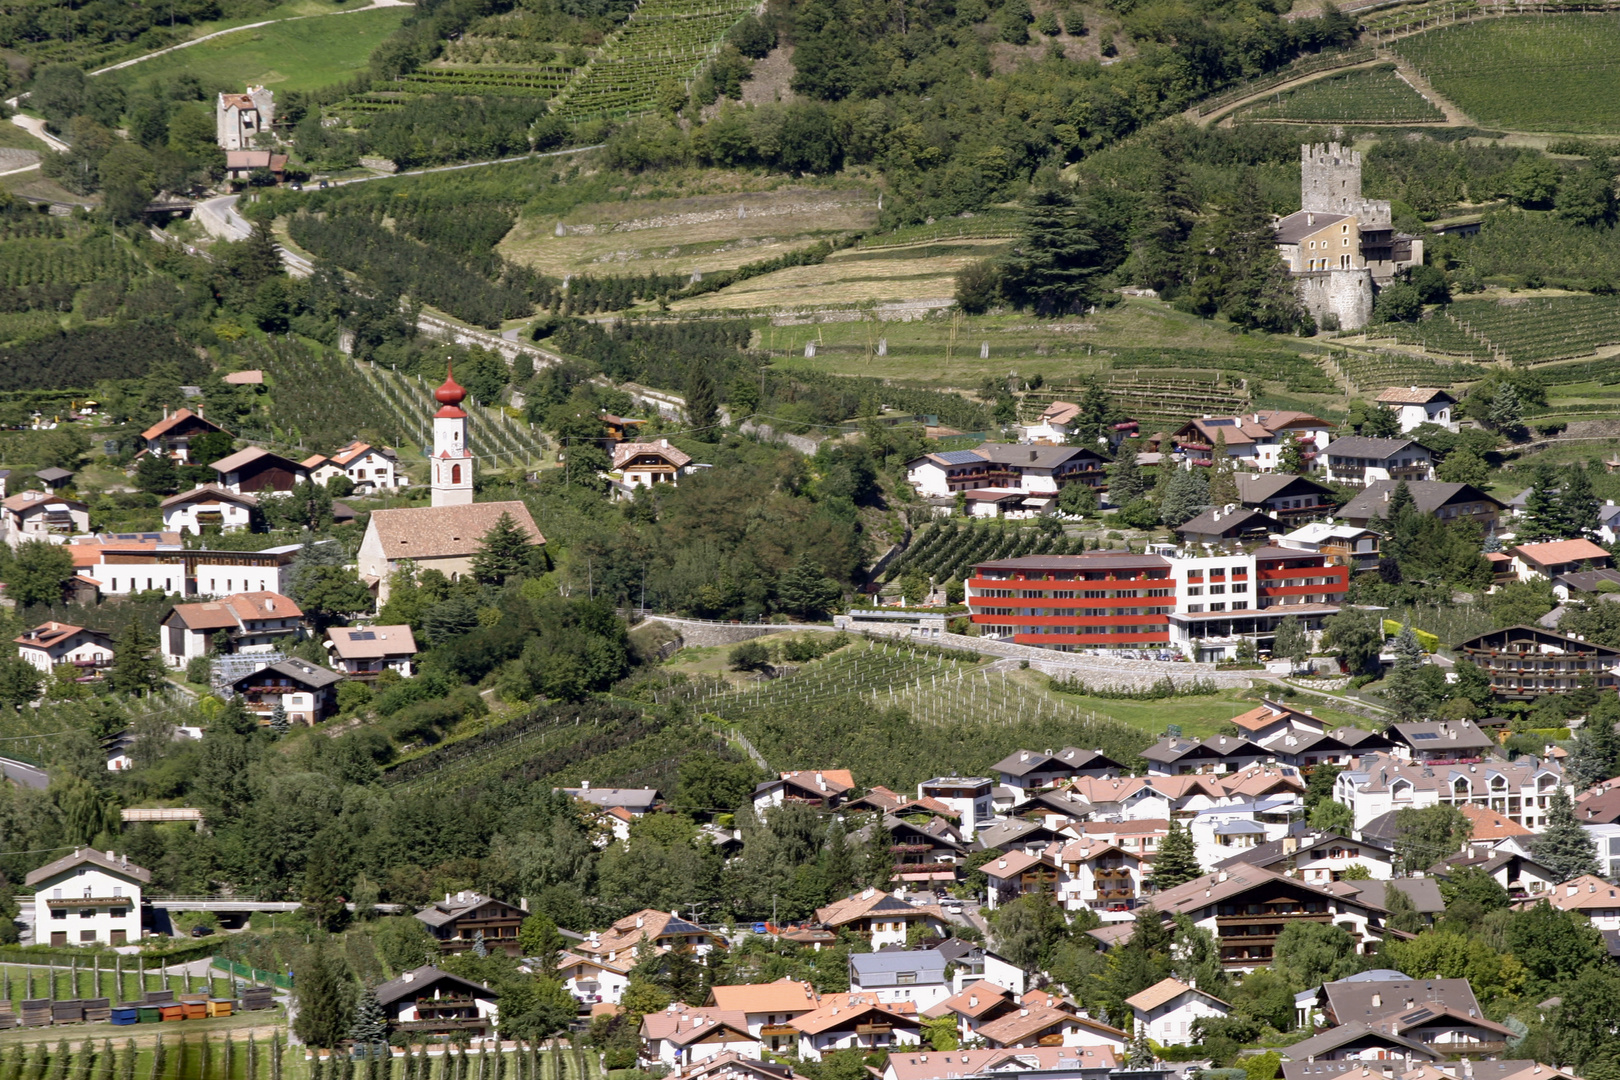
<box><xmin>1301</xmin><ymin>142</ymin><xmax>1391</xmax><ymax>228</ymax></box>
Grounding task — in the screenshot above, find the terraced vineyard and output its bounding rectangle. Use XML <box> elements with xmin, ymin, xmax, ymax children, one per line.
<box><xmin>556</xmin><ymin>0</ymin><xmax>760</xmax><ymax>120</ymax></box>
<box><xmin>1236</xmin><ymin>65</ymin><xmax>1445</xmax><ymax>123</ymax></box>
<box><xmin>1104</xmin><ymin>347</ymin><xmax>1336</xmax><ymax>394</ymax></box>
<box><xmin>1333</xmin><ymin>347</ymin><xmax>1488</xmax><ymax>390</ymax></box>
<box><xmin>1393</xmin><ymin>14</ymin><xmax>1620</xmax><ymax>132</ymax></box>
<box><xmin>1445</xmin><ymin>294</ymin><xmax>1620</xmax><ymax>364</ymax></box>
<box><xmin>364</xmin><ymin>364</ymin><xmax>551</xmax><ymax>470</ymax></box>
<box><xmin>1193</xmin><ymin>47</ymin><xmax>1376</xmax><ymax>116</ymax></box>
<box><xmin>883</xmin><ymin>522</ymin><xmax>1093</xmax><ymax>584</ymax></box>
<box><xmin>698</xmin><ymin>642</ymin><xmax>959</xmax><ymax>716</ymax></box>
<box><xmin>1103</xmin><ymin>373</ymin><xmax>1251</xmax><ymax>427</ymax></box>
<box><xmin>396</xmin><ymin>64</ymin><xmax>581</xmax><ymax>98</ymax></box>
<box><xmin>1378</xmin><ymin>313</ymin><xmax>1495</xmax><ymax>361</ymax></box>
<box><xmin>1362</xmin><ymin>0</ymin><xmax>1480</xmax><ymax>41</ymax></box>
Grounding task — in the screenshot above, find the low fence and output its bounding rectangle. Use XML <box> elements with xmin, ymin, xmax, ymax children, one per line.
<box><xmin>212</xmin><ymin>956</ymin><xmax>292</xmax><ymax>990</ymax></box>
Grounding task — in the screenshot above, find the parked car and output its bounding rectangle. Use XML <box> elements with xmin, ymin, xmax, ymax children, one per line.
<box><xmin>189</xmin><ymin>925</ymin><xmax>214</xmax><ymax>938</ymax></box>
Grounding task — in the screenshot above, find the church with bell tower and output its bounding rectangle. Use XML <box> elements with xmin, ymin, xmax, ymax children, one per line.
<box><xmin>430</xmin><ymin>364</ymin><xmax>475</xmax><ymax>507</ymax></box>
<box><xmin>356</xmin><ymin>362</ymin><xmax>546</xmax><ymax>605</ymax></box>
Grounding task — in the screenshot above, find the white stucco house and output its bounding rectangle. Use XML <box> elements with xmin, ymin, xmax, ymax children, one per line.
<box><xmin>14</xmin><ymin>622</ymin><xmax>114</xmax><ymax>676</ymax></box>
<box><xmin>326</xmin><ymin>625</ymin><xmax>418</xmax><ymax>678</ymax></box>
<box><xmin>559</xmin><ymin>952</ymin><xmax>631</xmax><ymax>1006</ymax></box>
<box><xmin>1126</xmin><ymin>978</ymin><xmax>1231</xmax><ymax>1046</ymax></box>
<box><xmin>160</xmin><ymin>485</ymin><xmax>258</xmax><ymax>535</ymax></box>
<box><xmin>26</xmin><ymin>848</ymin><xmax>149</xmax><ymax>946</ymax></box>
<box><xmin>1374</xmin><ymin>388</ymin><xmax>1457</xmax><ymax>433</ymax></box>
<box><xmin>303</xmin><ymin>442</ymin><xmax>402</xmax><ymax>492</ymax></box>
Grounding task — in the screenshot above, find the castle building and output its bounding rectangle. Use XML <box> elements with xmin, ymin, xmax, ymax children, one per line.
<box><xmin>1273</xmin><ymin>144</ymin><xmax>1424</xmax><ymax>332</ymax></box>
<box><xmin>357</xmin><ymin>367</ymin><xmax>543</xmax><ymax>604</ymax></box>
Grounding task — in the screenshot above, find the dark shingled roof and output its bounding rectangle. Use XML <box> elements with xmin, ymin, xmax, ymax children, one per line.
<box><xmin>374</xmin><ymin>965</ymin><xmax>496</xmax><ymax>1008</ymax></box>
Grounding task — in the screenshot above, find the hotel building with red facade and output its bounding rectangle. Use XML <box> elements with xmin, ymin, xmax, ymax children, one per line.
<box><xmin>964</xmin><ymin>546</ymin><xmax>1349</xmax><ymax>662</ymax></box>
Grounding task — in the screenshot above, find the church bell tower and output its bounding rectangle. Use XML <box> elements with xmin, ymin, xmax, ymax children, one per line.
<box><xmin>430</xmin><ymin>364</ymin><xmax>475</xmax><ymax>507</ymax></box>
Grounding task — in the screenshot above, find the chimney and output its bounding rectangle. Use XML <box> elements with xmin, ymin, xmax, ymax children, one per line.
<box><xmin>105</xmin><ymin>850</ymin><xmax>114</xmax><ymax>861</ymax></box>
<box><xmin>1372</xmin><ymin>994</ymin><xmax>1381</xmax><ymax>1008</ymax></box>
<box><xmin>521</xmin><ymin>897</ymin><xmax>529</xmax><ymax>912</ymax></box>
<box><xmin>582</xmin><ymin>780</ymin><xmax>591</xmax><ymax>791</ymax></box>
<box><xmin>403</xmin><ymin>971</ymin><xmax>416</xmax><ymax>983</ymax></box>
<box><xmin>1029</xmin><ymin>450</ymin><xmax>1037</xmax><ymax>462</ymax></box>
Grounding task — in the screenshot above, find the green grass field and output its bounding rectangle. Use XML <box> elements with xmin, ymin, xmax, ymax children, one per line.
<box><xmin>1394</xmin><ymin>15</ymin><xmax>1620</xmax><ymax>132</ymax></box>
<box><xmin>1237</xmin><ymin>65</ymin><xmax>1445</xmax><ymax>124</ymax></box>
<box><xmin>99</xmin><ymin>6</ymin><xmax>410</xmax><ymax>94</ymax></box>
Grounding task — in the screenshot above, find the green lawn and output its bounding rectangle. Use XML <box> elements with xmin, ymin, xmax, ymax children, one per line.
<box><xmin>101</xmin><ymin>6</ymin><xmax>410</xmax><ymax>94</ymax></box>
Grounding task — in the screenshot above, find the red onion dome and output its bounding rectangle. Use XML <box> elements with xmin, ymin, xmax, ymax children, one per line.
<box><xmin>435</xmin><ymin>363</ymin><xmax>466</xmax><ymax>405</ymax></box>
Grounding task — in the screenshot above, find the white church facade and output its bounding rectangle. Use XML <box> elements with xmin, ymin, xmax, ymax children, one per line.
<box><xmin>356</xmin><ymin>365</ymin><xmax>544</xmax><ymax>603</ymax></box>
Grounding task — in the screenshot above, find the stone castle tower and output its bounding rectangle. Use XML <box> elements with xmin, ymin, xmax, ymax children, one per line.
<box><xmin>1301</xmin><ymin>143</ymin><xmax>1391</xmax><ymax>228</ymax></box>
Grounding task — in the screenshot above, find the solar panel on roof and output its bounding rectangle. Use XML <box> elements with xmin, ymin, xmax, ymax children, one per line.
<box><xmin>351</xmin><ymin>631</ymin><xmax>376</xmax><ymax>641</ymax></box>
<box><xmin>1411</xmin><ymin>732</ymin><xmax>1440</xmax><ymax>740</ymax></box>
<box><xmin>1205</xmin><ymin>418</ymin><xmax>1236</xmax><ymax>426</ymax></box>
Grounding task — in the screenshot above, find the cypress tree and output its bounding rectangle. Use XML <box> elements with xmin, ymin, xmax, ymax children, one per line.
<box><xmin>1159</xmin><ymin>465</ymin><xmax>1209</xmax><ymax>528</ymax></box>
<box><xmin>1563</xmin><ymin>461</ymin><xmax>1601</xmax><ymax>538</ymax></box>
<box><xmin>294</xmin><ymin>939</ymin><xmax>354</xmax><ymax>1049</ymax></box>
<box><xmin>1149</xmin><ymin>821</ymin><xmax>1201</xmax><ymax>889</ymax></box>
<box><xmin>1106</xmin><ymin>440</ymin><xmax>1145</xmax><ymax>505</ymax></box>
<box><xmin>1</xmin><ymin>1046</ymin><xmax>24</xmax><ymax>1080</ymax></box>
<box><xmin>684</xmin><ymin>362</ymin><xmax>719</xmax><ymax>435</ymax></box>
<box><xmin>1003</xmin><ymin>186</ymin><xmax>1106</xmax><ymax>316</ymax></box>
<box><xmin>1521</xmin><ymin>464</ymin><xmax>1563</xmax><ymax>543</ymax></box>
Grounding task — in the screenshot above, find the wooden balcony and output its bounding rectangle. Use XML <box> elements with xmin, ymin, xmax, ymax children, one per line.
<box><xmin>856</xmin><ymin>1024</ymin><xmax>893</xmax><ymax>1036</ymax></box>
<box><xmin>399</xmin><ymin>1018</ymin><xmax>490</xmax><ymax>1031</ymax></box>
<box><xmin>760</xmin><ymin>1025</ymin><xmax>798</xmax><ymax>1037</ymax></box>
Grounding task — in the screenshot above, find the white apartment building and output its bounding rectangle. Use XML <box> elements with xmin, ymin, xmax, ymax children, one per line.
<box><xmin>1333</xmin><ymin>752</ymin><xmax>1570</xmax><ymax>832</ymax></box>
<box><xmin>27</xmin><ymin>849</ymin><xmax>148</xmax><ymax>946</ymax></box>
